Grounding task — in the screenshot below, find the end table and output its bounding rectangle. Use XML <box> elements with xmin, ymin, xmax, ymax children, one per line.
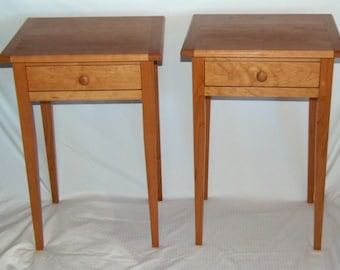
<box><xmin>181</xmin><ymin>14</ymin><xmax>340</xmax><ymax>250</ymax></box>
<box><xmin>0</xmin><ymin>16</ymin><xmax>164</xmax><ymax>249</ymax></box>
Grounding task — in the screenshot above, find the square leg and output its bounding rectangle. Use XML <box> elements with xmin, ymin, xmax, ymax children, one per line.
<box><xmin>204</xmin><ymin>97</ymin><xmax>211</xmax><ymax>200</ymax></box>
<box><xmin>41</xmin><ymin>102</ymin><xmax>59</xmax><ymax>204</ymax></box>
<box><xmin>192</xmin><ymin>58</ymin><xmax>207</xmax><ymax>245</ymax></box>
<box><xmin>13</xmin><ymin>64</ymin><xmax>44</xmax><ymax>250</ymax></box>
<box><xmin>307</xmin><ymin>98</ymin><xmax>317</xmax><ymax>204</ymax></box>
<box><xmin>153</xmin><ymin>64</ymin><xmax>163</xmax><ymax>202</ymax></box>
<box><xmin>313</xmin><ymin>58</ymin><xmax>334</xmax><ymax>250</ymax></box>
<box><xmin>141</xmin><ymin>61</ymin><xmax>161</xmax><ymax>247</ymax></box>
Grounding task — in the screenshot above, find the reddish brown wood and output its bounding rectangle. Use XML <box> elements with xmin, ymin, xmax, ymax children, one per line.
<box><xmin>204</xmin><ymin>97</ymin><xmax>211</xmax><ymax>200</ymax></box>
<box><xmin>13</xmin><ymin>64</ymin><xmax>44</xmax><ymax>250</ymax></box>
<box><xmin>78</xmin><ymin>75</ymin><xmax>89</xmax><ymax>86</ymax></box>
<box><xmin>192</xmin><ymin>58</ymin><xmax>206</xmax><ymax>245</ymax></box>
<box><xmin>181</xmin><ymin>14</ymin><xmax>340</xmax><ymax>59</ymax></box>
<box><xmin>141</xmin><ymin>61</ymin><xmax>159</xmax><ymax>247</ymax></box>
<box><xmin>1</xmin><ymin>17</ymin><xmax>165</xmax><ymax>62</ymax></box>
<box><xmin>0</xmin><ymin>55</ymin><xmax>10</xmax><ymax>63</ymax></box>
<box><xmin>324</xmin><ymin>15</ymin><xmax>340</xmax><ymax>57</ymax></box>
<box><xmin>307</xmin><ymin>98</ymin><xmax>317</xmax><ymax>204</ymax></box>
<box><xmin>181</xmin><ymin>14</ymin><xmax>339</xmax><ymax>250</ymax></box>
<box><xmin>1</xmin><ymin>16</ymin><xmax>164</xmax><ymax>250</ymax></box>
<box><xmin>153</xmin><ymin>63</ymin><xmax>163</xmax><ymax>202</ymax></box>
<box><xmin>314</xmin><ymin>58</ymin><xmax>334</xmax><ymax>250</ymax></box>
<box><xmin>256</xmin><ymin>71</ymin><xmax>268</xmax><ymax>82</ymax></box>
<box><xmin>41</xmin><ymin>102</ymin><xmax>59</xmax><ymax>203</ymax></box>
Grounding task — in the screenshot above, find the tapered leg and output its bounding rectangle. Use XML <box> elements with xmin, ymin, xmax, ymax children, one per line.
<box><xmin>204</xmin><ymin>97</ymin><xmax>211</xmax><ymax>200</ymax></box>
<box><xmin>141</xmin><ymin>61</ymin><xmax>159</xmax><ymax>247</ymax></box>
<box><xmin>193</xmin><ymin>58</ymin><xmax>206</xmax><ymax>245</ymax></box>
<box><xmin>153</xmin><ymin>63</ymin><xmax>163</xmax><ymax>201</ymax></box>
<box><xmin>13</xmin><ymin>64</ymin><xmax>44</xmax><ymax>250</ymax></box>
<box><xmin>314</xmin><ymin>58</ymin><xmax>334</xmax><ymax>250</ymax></box>
<box><xmin>307</xmin><ymin>98</ymin><xmax>317</xmax><ymax>204</ymax></box>
<box><xmin>41</xmin><ymin>102</ymin><xmax>59</xmax><ymax>203</ymax></box>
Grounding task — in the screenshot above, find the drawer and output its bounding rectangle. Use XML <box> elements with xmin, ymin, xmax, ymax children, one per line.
<box><xmin>26</xmin><ymin>64</ymin><xmax>141</xmax><ymax>91</ymax></box>
<box><xmin>205</xmin><ymin>61</ymin><xmax>320</xmax><ymax>87</ymax></box>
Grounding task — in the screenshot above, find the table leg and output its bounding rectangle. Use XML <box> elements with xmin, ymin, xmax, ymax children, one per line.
<box><xmin>141</xmin><ymin>61</ymin><xmax>159</xmax><ymax>248</ymax></box>
<box><xmin>41</xmin><ymin>102</ymin><xmax>59</xmax><ymax>203</ymax></box>
<box><xmin>204</xmin><ymin>96</ymin><xmax>211</xmax><ymax>200</ymax></box>
<box><xmin>193</xmin><ymin>58</ymin><xmax>206</xmax><ymax>245</ymax></box>
<box><xmin>314</xmin><ymin>58</ymin><xmax>334</xmax><ymax>250</ymax></box>
<box><xmin>153</xmin><ymin>63</ymin><xmax>163</xmax><ymax>202</ymax></box>
<box><xmin>13</xmin><ymin>64</ymin><xmax>44</xmax><ymax>250</ymax></box>
<box><xmin>307</xmin><ymin>98</ymin><xmax>317</xmax><ymax>203</ymax></box>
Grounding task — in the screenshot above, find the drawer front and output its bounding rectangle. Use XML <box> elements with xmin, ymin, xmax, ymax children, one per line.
<box><xmin>205</xmin><ymin>61</ymin><xmax>320</xmax><ymax>87</ymax></box>
<box><xmin>26</xmin><ymin>64</ymin><xmax>141</xmax><ymax>91</ymax></box>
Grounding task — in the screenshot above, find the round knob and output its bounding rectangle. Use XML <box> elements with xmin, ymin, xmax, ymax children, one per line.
<box><xmin>79</xmin><ymin>75</ymin><xmax>89</xmax><ymax>85</ymax></box>
<box><xmin>256</xmin><ymin>71</ymin><xmax>268</xmax><ymax>82</ymax></box>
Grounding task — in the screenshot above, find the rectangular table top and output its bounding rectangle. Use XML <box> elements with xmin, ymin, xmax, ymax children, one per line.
<box><xmin>181</xmin><ymin>14</ymin><xmax>340</xmax><ymax>58</ymax></box>
<box><xmin>1</xmin><ymin>16</ymin><xmax>165</xmax><ymax>63</ymax></box>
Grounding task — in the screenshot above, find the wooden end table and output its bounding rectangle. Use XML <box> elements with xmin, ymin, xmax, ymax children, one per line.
<box><xmin>181</xmin><ymin>14</ymin><xmax>340</xmax><ymax>250</ymax></box>
<box><xmin>0</xmin><ymin>16</ymin><xmax>164</xmax><ymax>249</ymax></box>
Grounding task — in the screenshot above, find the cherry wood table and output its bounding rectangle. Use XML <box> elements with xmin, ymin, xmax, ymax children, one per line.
<box><xmin>0</xmin><ymin>16</ymin><xmax>164</xmax><ymax>250</ymax></box>
<box><xmin>181</xmin><ymin>14</ymin><xmax>340</xmax><ymax>250</ymax></box>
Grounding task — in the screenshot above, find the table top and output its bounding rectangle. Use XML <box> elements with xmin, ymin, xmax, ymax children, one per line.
<box><xmin>181</xmin><ymin>14</ymin><xmax>340</xmax><ymax>58</ymax></box>
<box><xmin>0</xmin><ymin>16</ymin><xmax>165</xmax><ymax>63</ymax></box>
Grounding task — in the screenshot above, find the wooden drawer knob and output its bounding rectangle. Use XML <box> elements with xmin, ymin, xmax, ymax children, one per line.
<box><xmin>79</xmin><ymin>75</ymin><xmax>89</xmax><ymax>85</ymax></box>
<box><xmin>256</xmin><ymin>71</ymin><xmax>268</xmax><ymax>82</ymax></box>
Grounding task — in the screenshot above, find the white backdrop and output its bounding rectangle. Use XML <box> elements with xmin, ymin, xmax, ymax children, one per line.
<box><xmin>1</xmin><ymin>0</ymin><xmax>340</xmax><ymax>205</ymax></box>
<box><xmin>2</xmin><ymin>2</ymin><xmax>340</xmax><ymax>269</ymax></box>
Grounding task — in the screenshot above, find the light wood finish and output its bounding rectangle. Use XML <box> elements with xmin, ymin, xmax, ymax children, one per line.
<box><xmin>29</xmin><ymin>90</ymin><xmax>143</xmax><ymax>101</ymax></box>
<box><xmin>205</xmin><ymin>57</ymin><xmax>325</xmax><ymax>63</ymax></box>
<box><xmin>205</xmin><ymin>87</ymin><xmax>319</xmax><ymax>98</ymax></box>
<box><xmin>181</xmin><ymin>14</ymin><xmax>340</xmax><ymax>250</ymax></box>
<box><xmin>26</xmin><ymin>65</ymin><xmax>141</xmax><ymax>91</ymax></box>
<box><xmin>8</xmin><ymin>54</ymin><xmax>150</xmax><ymax>63</ymax></box>
<box><xmin>205</xmin><ymin>61</ymin><xmax>320</xmax><ymax>87</ymax></box>
<box><xmin>194</xmin><ymin>50</ymin><xmax>333</xmax><ymax>59</ymax></box>
<box><xmin>0</xmin><ymin>16</ymin><xmax>164</xmax><ymax>250</ymax></box>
